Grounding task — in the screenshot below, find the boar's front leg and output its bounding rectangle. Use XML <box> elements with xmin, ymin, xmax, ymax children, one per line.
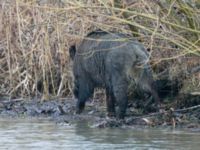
<box><xmin>75</xmin><ymin>78</ymin><xmax>94</xmax><ymax>114</ymax></box>
<box><xmin>106</xmin><ymin>88</ymin><xmax>116</xmax><ymax>117</ymax></box>
<box><xmin>111</xmin><ymin>73</ymin><xmax>128</xmax><ymax>119</ymax></box>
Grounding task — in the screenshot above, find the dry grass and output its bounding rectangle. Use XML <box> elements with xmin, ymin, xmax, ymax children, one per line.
<box><xmin>0</xmin><ymin>0</ymin><xmax>199</xmax><ymax>99</ymax></box>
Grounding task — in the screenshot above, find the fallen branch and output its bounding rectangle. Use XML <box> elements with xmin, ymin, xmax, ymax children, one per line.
<box><xmin>0</xmin><ymin>98</ymin><xmax>24</xmax><ymax>104</ymax></box>
<box><xmin>128</xmin><ymin>104</ymin><xmax>200</xmax><ymax>121</ymax></box>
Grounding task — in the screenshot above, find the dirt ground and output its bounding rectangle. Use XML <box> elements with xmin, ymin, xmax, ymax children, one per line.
<box><xmin>0</xmin><ymin>96</ymin><xmax>199</xmax><ymax>131</ymax></box>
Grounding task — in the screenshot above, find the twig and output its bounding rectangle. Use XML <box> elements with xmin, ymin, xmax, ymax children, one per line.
<box><xmin>128</xmin><ymin>111</ymin><xmax>167</xmax><ymax>121</ymax></box>
<box><xmin>174</xmin><ymin>105</ymin><xmax>200</xmax><ymax>112</ymax></box>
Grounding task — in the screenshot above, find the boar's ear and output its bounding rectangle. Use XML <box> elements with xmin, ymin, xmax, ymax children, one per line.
<box><xmin>69</xmin><ymin>45</ymin><xmax>76</xmax><ymax>60</ymax></box>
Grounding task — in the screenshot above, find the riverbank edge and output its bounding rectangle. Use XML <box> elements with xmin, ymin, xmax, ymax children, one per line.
<box><xmin>0</xmin><ymin>97</ymin><xmax>199</xmax><ymax>131</ymax></box>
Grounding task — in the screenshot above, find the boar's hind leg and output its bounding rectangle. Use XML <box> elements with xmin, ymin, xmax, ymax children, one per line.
<box><xmin>151</xmin><ymin>88</ymin><xmax>161</xmax><ymax>110</ymax></box>
<box><xmin>106</xmin><ymin>88</ymin><xmax>116</xmax><ymax>117</ymax></box>
<box><xmin>76</xmin><ymin>79</ymin><xmax>94</xmax><ymax>114</ymax></box>
<box><xmin>111</xmin><ymin>75</ymin><xmax>128</xmax><ymax>119</ymax></box>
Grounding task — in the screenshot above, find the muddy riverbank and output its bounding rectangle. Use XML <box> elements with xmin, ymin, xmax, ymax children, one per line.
<box><xmin>0</xmin><ymin>96</ymin><xmax>199</xmax><ymax>131</ymax></box>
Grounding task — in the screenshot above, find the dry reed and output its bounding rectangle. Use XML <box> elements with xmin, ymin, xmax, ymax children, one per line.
<box><xmin>0</xmin><ymin>0</ymin><xmax>199</xmax><ymax>99</ymax></box>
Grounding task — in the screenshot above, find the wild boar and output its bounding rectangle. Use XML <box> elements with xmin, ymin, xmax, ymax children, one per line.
<box><xmin>69</xmin><ymin>30</ymin><xmax>160</xmax><ymax>119</ymax></box>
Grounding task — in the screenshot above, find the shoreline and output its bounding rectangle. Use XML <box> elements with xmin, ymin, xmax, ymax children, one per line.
<box><xmin>0</xmin><ymin>97</ymin><xmax>199</xmax><ymax>131</ymax></box>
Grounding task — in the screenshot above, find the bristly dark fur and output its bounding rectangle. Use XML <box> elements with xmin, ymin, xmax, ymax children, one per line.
<box><xmin>69</xmin><ymin>31</ymin><xmax>160</xmax><ymax>119</ymax></box>
<box><xmin>86</xmin><ymin>29</ymin><xmax>108</xmax><ymax>37</ymax></box>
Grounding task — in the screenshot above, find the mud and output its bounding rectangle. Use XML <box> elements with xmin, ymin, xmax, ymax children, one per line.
<box><xmin>0</xmin><ymin>96</ymin><xmax>199</xmax><ymax>130</ymax></box>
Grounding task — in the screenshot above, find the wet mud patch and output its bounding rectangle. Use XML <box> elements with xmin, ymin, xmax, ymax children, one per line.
<box><xmin>0</xmin><ymin>96</ymin><xmax>199</xmax><ymax>131</ymax></box>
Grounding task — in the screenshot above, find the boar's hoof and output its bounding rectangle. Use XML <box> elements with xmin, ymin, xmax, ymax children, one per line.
<box><xmin>116</xmin><ymin>112</ymin><xmax>125</xmax><ymax>120</ymax></box>
<box><xmin>76</xmin><ymin>101</ymin><xmax>85</xmax><ymax>114</ymax></box>
<box><xmin>107</xmin><ymin>112</ymin><xmax>116</xmax><ymax>118</ymax></box>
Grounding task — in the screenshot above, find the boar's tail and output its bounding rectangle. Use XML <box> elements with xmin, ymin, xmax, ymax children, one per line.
<box><xmin>69</xmin><ymin>45</ymin><xmax>76</xmax><ymax>60</ymax></box>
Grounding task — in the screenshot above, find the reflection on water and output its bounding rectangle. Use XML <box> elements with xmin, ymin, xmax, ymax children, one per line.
<box><xmin>0</xmin><ymin>118</ymin><xmax>199</xmax><ymax>150</ymax></box>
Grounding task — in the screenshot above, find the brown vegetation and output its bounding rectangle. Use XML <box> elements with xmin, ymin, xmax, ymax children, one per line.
<box><xmin>0</xmin><ymin>0</ymin><xmax>199</xmax><ymax>100</ymax></box>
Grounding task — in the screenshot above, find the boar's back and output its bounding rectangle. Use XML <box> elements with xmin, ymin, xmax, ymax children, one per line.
<box><xmin>73</xmin><ymin>31</ymin><xmax>149</xmax><ymax>87</ymax></box>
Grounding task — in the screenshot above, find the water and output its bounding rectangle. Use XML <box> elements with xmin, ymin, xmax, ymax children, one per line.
<box><xmin>0</xmin><ymin>118</ymin><xmax>199</xmax><ymax>150</ymax></box>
